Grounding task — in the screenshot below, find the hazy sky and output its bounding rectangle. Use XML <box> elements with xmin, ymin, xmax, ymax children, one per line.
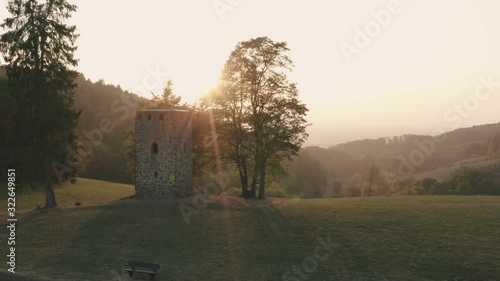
<box><xmin>1</xmin><ymin>0</ymin><xmax>499</xmax><ymax>147</ymax></box>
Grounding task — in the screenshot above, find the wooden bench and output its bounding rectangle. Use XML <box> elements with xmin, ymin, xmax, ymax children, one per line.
<box><xmin>125</xmin><ymin>261</ymin><xmax>160</xmax><ymax>280</ymax></box>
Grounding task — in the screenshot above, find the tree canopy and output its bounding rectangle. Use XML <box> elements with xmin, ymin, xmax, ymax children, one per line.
<box><xmin>207</xmin><ymin>37</ymin><xmax>309</xmax><ymax>198</ymax></box>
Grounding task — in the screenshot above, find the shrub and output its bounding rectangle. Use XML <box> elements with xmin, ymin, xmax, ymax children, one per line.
<box><xmin>346</xmin><ymin>186</ymin><xmax>362</xmax><ymax>197</ymax></box>
<box><xmin>409</xmin><ymin>186</ymin><xmax>426</xmax><ymax>195</ymax></box>
<box><xmin>266</xmin><ymin>186</ymin><xmax>288</xmax><ymax>198</ymax></box>
<box><xmin>430</xmin><ymin>182</ymin><xmax>452</xmax><ymax>195</ymax></box>
<box><xmin>456</xmin><ymin>181</ymin><xmax>474</xmax><ymax>195</ymax></box>
<box><xmin>475</xmin><ymin>174</ymin><xmax>499</xmax><ymax>195</ymax></box>
<box><xmin>397</xmin><ymin>190</ymin><xmax>411</xmax><ymax>196</ymax></box>
<box><xmin>420</xmin><ymin>178</ymin><xmax>437</xmax><ymax>192</ymax></box>
<box><xmin>223</xmin><ymin>187</ymin><xmax>241</xmax><ymax>197</ymax></box>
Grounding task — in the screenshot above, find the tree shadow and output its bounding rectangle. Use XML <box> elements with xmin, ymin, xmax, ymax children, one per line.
<box><xmin>17</xmin><ymin>197</ymin><xmax>432</xmax><ymax>281</ymax></box>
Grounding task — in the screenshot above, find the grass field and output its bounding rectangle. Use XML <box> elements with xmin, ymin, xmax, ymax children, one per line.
<box><xmin>0</xmin><ymin>178</ymin><xmax>134</xmax><ymax>213</ymax></box>
<box><xmin>1</xmin><ymin>179</ymin><xmax>499</xmax><ymax>281</ymax></box>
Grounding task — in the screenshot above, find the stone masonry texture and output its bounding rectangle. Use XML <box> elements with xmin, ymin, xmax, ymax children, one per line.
<box><xmin>135</xmin><ymin>109</ymin><xmax>193</xmax><ymax>198</ymax></box>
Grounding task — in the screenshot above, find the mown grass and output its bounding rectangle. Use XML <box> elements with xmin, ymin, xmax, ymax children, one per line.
<box><xmin>3</xmin><ymin>188</ymin><xmax>499</xmax><ymax>281</ymax></box>
<box><xmin>0</xmin><ymin>178</ymin><xmax>134</xmax><ymax>213</ymax></box>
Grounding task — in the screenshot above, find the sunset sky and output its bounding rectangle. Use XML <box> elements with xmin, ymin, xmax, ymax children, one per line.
<box><xmin>1</xmin><ymin>0</ymin><xmax>499</xmax><ymax>147</ymax></box>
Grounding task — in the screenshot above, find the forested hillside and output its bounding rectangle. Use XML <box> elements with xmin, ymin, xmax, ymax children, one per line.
<box><xmin>284</xmin><ymin>123</ymin><xmax>500</xmax><ymax>197</ymax></box>
<box><xmin>0</xmin><ymin>67</ymin><xmax>147</xmax><ymax>183</ymax></box>
<box><xmin>72</xmin><ymin>76</ymin><xmax>149</xmax><ymax>183</ymax></box>
<box><xmin>333</xmin><ymin>124</ymin><xmax>500</xmax><ymax>173</ymax></box>
<box><xmin>335</xmin><ymin>125</ymin><xmax>500</xmax><ymax>162</ymax></box>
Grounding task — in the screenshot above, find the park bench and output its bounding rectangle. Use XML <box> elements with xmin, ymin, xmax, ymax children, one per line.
<box><xmin>125</xmin><ymin>261</ymin><xmax>160</xmax><ymax>280</ymax></box>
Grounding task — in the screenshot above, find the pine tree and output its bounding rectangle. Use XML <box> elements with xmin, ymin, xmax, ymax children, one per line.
<box><xmin>1</xmin><ymin>0</ymin><xmax>80</xmax><ymax>208</ymax></box>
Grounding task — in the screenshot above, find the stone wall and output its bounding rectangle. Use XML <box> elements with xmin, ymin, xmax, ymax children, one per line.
<box><xmin>135</xmin><ymin>109</ymin><xmax>193</xmax><ymax>198</ymax></box>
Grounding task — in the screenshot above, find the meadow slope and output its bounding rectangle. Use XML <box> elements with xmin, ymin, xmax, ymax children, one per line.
<box><xmin>1</xmin><ymin>180</ymin><xmax>499</xmax><ymax>281</ymax></box>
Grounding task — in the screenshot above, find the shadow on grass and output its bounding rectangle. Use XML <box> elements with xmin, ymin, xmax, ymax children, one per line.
<box><xmin>14</xmin><ymin>197</ymin><xmax>500</xmax><ymax>281</ymax></box>
<box><xmin>19</xmin><ymin>198</ymin><xmax>335</xmax><ymax>280</ymax></box>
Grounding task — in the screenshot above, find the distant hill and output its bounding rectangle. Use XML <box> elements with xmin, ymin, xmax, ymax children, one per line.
<box><xmin>301</xmin><ymin>123</ymin><xmax>500</xmax><ymax>184</ymax></box>
<box><xmin>333</xmin><ymin>123</ymin><xmax>500</xmax><ymax>160</ymax></box>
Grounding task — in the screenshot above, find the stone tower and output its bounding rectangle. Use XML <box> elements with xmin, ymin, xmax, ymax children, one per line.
<box><xmin>135</xmin><ymin>108</ymin><xmax>193</xmax><ymax>198</ymax></box>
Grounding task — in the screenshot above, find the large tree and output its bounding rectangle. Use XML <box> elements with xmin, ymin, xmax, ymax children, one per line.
<box><xmin>207</xmin><ymin>80</ymin><xmax>252</xmax><ymax>197</ymax></box>
<box><xmin>209</xmin><ymin>37</ymin><xmax>309</xmax><ymax>198</ymax></box>
<box><xmin>1</xmin><ymin>0</ymin><xmax>80</xmax><ymax>208</ymax></box>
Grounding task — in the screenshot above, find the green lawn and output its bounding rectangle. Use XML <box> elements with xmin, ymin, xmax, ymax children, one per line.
<box><xmin>0</xmin><ymin>178</ymin><xmax>134</xmax><ymax>213</ymax></box>
<box><xmin>2</xmin><ymin>183</ymin><xmax>500</xmax><ymax>281</ymax></box>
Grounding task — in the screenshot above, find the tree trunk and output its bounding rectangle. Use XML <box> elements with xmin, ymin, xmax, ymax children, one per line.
<box><xmin>242</xmin><ymin>160</ymin><xmax>248</xmax><ymax>187</ymax></box>
<box><xmin>44</xmin><ymin>174</ymin><xmax>57</xmax><ymax>208</ymax></box>
<box><xmin>250</xmin><ymin>142</ymin><xmax>261</xmax><ymax>198</ymax></box>
<box><xmin>258</xmin><ymin>158</ymin><xmax>267</xmax><ymax>199</ymax></box>
<box><xmin>42</xmin><ymin>162</ymin><xmax>57</xmax><ymax>208</ymax></box>
<box><xmin>250</xmin><ymin>152</ymin><xmax>261</xmax><ymax>198</ymax></box>
<box><xmin>239</xmin><ymin>167</ymin><xmax>246</xmax><ymax>197</ymax></box>
<box><xmin>44</xmin><ymin>183</ymin><xmax>57</xmax><ymax>208</ymax></box>
<box><xmin>238</xmin><ymin>157</ymin><xmax>249</xmax><ymax>197</ymax></box>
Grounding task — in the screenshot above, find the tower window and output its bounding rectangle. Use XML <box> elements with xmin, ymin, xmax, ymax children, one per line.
<box><xmin>148</xmin><ymin>114</ymin><xmax>152</xmax><ymax>120</ymax></box>
<box><xmin>160</xmin><ymin>114</ymin><xmax>164</xmax><ymax>120</ymax></box>
<box><xmin>151</xmin><ymin>142</ymin><xmax>158</xmax><ymax>154</ymax></box>
<box><xmin>154</xmin><ymin>171</ymin><xmax>158</xmax><ymax>179</ymax></box>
